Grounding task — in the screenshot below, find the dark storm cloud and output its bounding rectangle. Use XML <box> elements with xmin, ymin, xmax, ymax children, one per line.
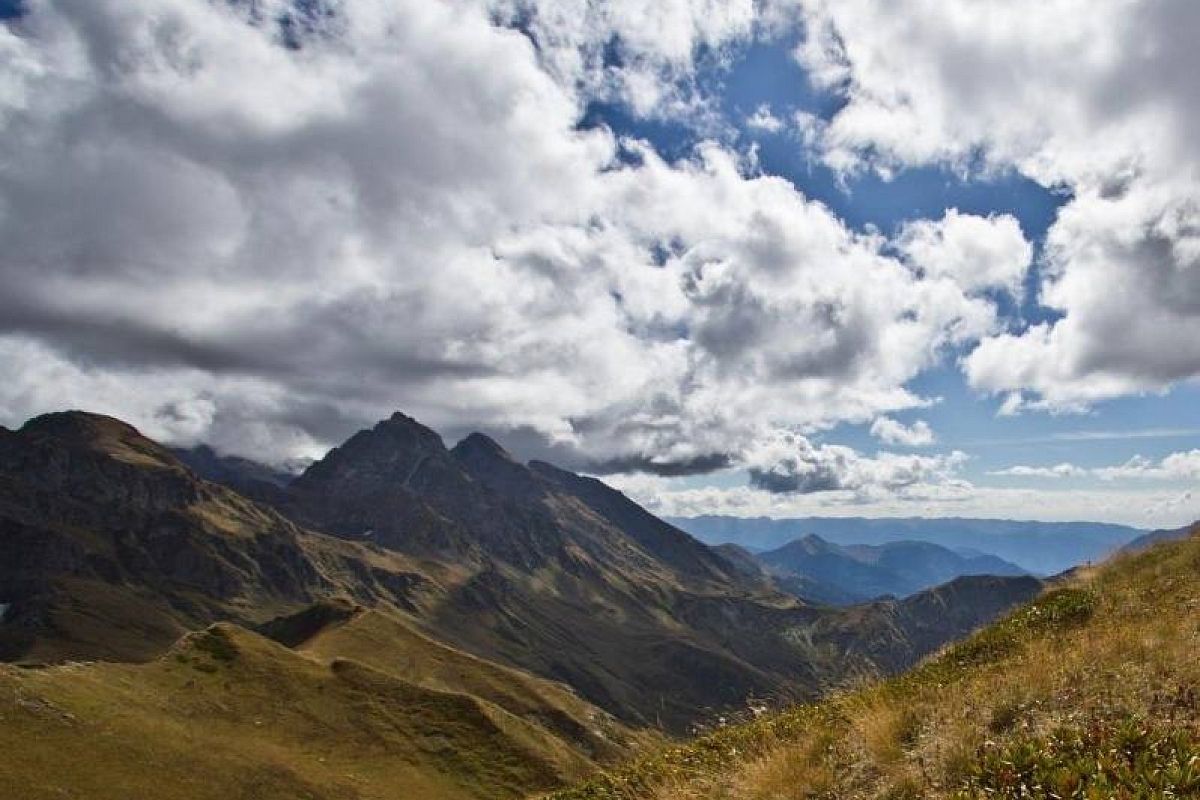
<box><xmin>748</xmin><ymin>464</ymin><xmax>843</xmax><ymax>494</ymax></box>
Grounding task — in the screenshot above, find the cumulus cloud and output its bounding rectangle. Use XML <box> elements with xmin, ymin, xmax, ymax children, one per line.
<box><xmin>896</xmin><ymin>210</ymin><xmax>1032</xmax><ymax>296</ymax></box>
<box><xmin>743</xmin><ymin>431</ymin><xmax>967</xmax><ymax>496</ymax></box>
<box><xmin>869</xmin><ymin>416</ymin><xmax>935</xmax><ymax>447</ymax></box>
<box><xmin>989</xmin><ymin>451</ymin><xmax>1200</xmax><ymax>482</ymax></box>
<box><xmin>0</xmin><ymin>0</ymin><xmax>1008</xmax><ymax>469</ymax></box>
<box><xmin>795</xmin><ymin>0</ymin><xmax>1200</xmax><ymax>408</ymax></box>
<box><xmin>745</xmin><ymin>103</ymin><xmax>784</xmax><ymax>133</ymax></box>
<box><xmin>988</xmin><ymin>464</ymin><xmax>1088</xmax><ymax>479</ymax></box>
<box><xmin>1094</xmin><ymin>451</ymin><xmax>1200</xmax><ymax>482</ymax></box>
<box><xmin>489</xmin><ymin>0</ymin><xmax>762</xmax><ymax>120</ymax></box>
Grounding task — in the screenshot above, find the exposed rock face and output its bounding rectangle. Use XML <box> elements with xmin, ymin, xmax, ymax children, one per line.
<box><xmin>283</xmin><ymin>414</ymin><xmax>561</xmax><ymax>566</ymax></box>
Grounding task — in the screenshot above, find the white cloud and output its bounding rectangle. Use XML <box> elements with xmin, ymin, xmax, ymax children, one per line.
<box><xmin>988</xmin><ymin>451</ymin><xmax>1200</xmax><ymax>482</ymax></box>
<box><xmin>488</xmin><ymin>0</ymin><xmax>762</xmax><ymax>121</ymax></box>
<box><xmin>896</xmin><ymin>210</ymin><xmax>1032</xmax><ymax>296</ymax></box>
<box><xmin>1094</xmin><ymin>451</ymin><xmax>1200</xmax><ymax>482</ymax></box>
<box><xmin>996</xmin><ymin>392</ymin><xmax>1025</xmax><ymax>417</ymax></box>
<box><xmin>796</xmin><ymin>0</ymin><xmax>1200</xmax><ymax>409</ymax></box>
<box><xmin>745</xmin><ymin>103</ymin><xmax>784</xmax><ymax>133</ymax></box>
<box><xmin>869</xmin><ymin>416</ymin><xmax>935</xmax><ymax>447</ymax></box>
<box><xmin>988</xmin><ymin>463</ymin><xmax>1087</xmax><ymax>479</ymax></box>
<box><xmin>742</xmin><ymin>430</ymin><xmax>966</xmax><ymax>495</ymax></box>
<box><xmin>608</xmin><ymin>472</ymin><xmax>1200</xmax><ymax>530</ymax></box>
<box><xmin>0</xmin><ymin>0</ymin><xmax>1007</xmax><ymax>471</ymax></box>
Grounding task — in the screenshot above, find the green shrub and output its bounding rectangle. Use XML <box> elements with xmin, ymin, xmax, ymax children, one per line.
<box><xmin>954</xmin><ymin>715</ymin><xmax>1200</xmax><ymax>799</ymax></box>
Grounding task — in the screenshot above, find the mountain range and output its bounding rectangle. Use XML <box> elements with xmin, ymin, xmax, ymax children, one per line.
<box><xmin>0</xmin><ymin>410</ymin><xmax>1046</xmax><ymax>799</ymax></box>
<box><xmin>746</xmin><ymin>534</ymin><xmax>1027</xmax><ymax>606</ymax></box>
<box><xmin>670</xmin><ymin>515</ymin><xmax>1144</xmax><ymax>575</ymax></box>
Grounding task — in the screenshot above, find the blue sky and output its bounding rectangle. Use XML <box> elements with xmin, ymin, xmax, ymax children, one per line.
<box><xmin>578</xmin><ymin>28</ymin><xmax>1200</xmax><ymax>526</ymax></box>
<box><xmin>595</xmin><ymin>47</ymin><xmax>1189</xmax><ymax>426</ymax></box>
<box><xmin>1</xmin><ymin>1</ymin><xmax>1197</xmax><ymax>527</ymax></box>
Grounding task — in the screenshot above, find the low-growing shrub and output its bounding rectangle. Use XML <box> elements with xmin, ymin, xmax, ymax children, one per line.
<box><xmin>954</xmin><ymin>715</ymin><xmax>1200</xmax><ymax>799</ymax></box>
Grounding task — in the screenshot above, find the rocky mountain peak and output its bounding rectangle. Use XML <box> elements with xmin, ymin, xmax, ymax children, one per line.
<box><xmin>452</xmin><ymin>431</ymin><xmax>516</xmax><ymax>463</ymax></box>
<box><xmin>295</xmin><ymin>411</ymin><xmax>447</xmax><ymax>489</ymax></box>
<box><xmin>451</xmin><ymin>432</ymin><xmax>544</xmax><ymax>499</ymax></box>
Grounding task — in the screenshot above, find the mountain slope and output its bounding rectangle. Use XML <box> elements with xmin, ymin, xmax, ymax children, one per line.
<box><xmin>0</xmin><ymin>622</ymin><xmax>601</xmax><ymax>800</ymax></box>
<box><xmin>758</xmin><ymin>534</ymin><xmax>1027</xmax><ymax>605</ymax></box>
<box><xmin>172</xmin><ymin>443</ymin><xmax>297</xmax><ymax>503</ymax></box>
<box><xmin>288</xmin><ymin>603</ymin><xmax>639</xmax><ymax>762</ymax></box>
<box><xmin>550</xmin><ymin>525</ymin><xmax>1200</xmax><ymax>800</ymax></box>
<box><xmin>1119</xmin><ymin>522</ymin><xmax>1196</xmax><ymax>554</ymax></box>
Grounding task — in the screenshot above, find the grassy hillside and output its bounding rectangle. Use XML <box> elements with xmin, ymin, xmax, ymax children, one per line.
<box><xmin>549</xmin><ymin>524</ymin><xmax>1200</xmax><ymax>799</ymax></box>
<box><xmin>0</xmin><ymin>620</ymin><xmax>630</xmax><ymax>800</ymax></box>
<box><xmin>293</xmin><ymin>604</ymin><xmax>645</xmax><ymax>763</ymax></box>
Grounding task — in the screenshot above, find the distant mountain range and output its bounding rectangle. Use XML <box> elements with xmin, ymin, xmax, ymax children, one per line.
<box><xmin>1119</xmin><ymin>523</ymin><xmax>1198</xmax><ymax>554</ymax></box>
<box><xmin>746</xmin><ymin>534</ymin><xmax>1027</xmax><ymax>606</ymax></box>
<box><xmin>669</xmin><ymin>515</ymin><xmax>1145</xmax><ymax>575</ymax></box>
<box><xmin>0</xmin><ymin>410</ymin><xmax>1046</xmax><ymax>799</ymax></box>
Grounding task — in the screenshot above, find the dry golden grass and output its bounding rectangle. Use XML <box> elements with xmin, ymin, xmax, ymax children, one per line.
<box><xmin>551</xmin><ymin>527</ymin><xmax>1200</xmax><ymax>800</ymax></box>
<box><xmin>0</xmin><ymin>614</ymin><xmax>631</xmax><ymax>800</ymax></box>
<box><xmin>852</xmin><ymin>694</ymin><xmax>921</xmax><ymax>766</ymax></box>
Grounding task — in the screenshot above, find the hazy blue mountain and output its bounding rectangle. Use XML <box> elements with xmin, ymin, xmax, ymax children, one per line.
<box><xmin>668</xmin><ymin>516</ymin><xmax>1144</xmax><ymax>575</ymax></box>
<box><xmin>1120</xmin><ymin>524</ymin><xmax>1197</xmax><ymax>554</ymax></box>
<box><xmin>755</xmin><ymin>534</ymin><xmax>1027</xmax><ymax>606</ymax></box>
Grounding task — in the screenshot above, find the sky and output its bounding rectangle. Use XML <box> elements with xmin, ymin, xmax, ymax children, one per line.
<box><xmin>0</xmin><ymin>0</ymin><xmax>1198</xmax><ymax>528</ymax></box>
